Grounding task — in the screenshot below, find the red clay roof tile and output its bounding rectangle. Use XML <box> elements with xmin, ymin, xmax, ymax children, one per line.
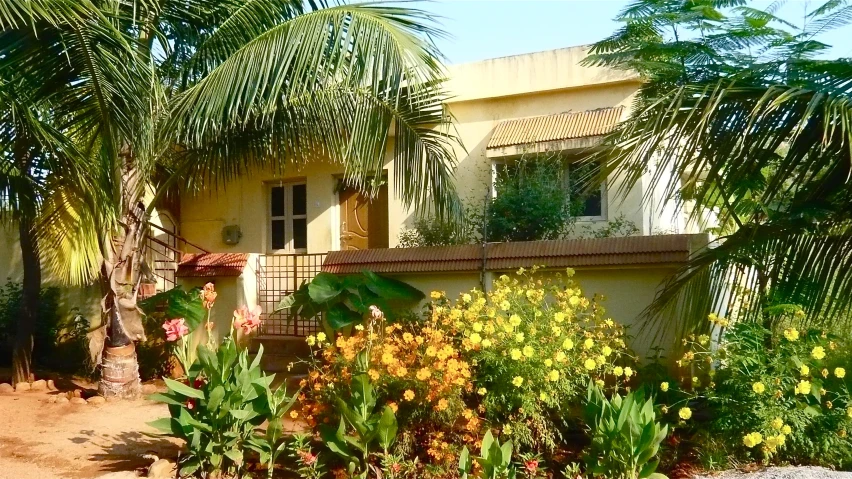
<box><xmin>176</xmin><ymin>253</ymin><xmax>249</xmax><ymax>278</ymax></box>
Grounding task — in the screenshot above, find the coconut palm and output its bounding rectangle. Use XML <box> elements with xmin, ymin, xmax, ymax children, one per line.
<box><xmin>0</xmin><ymin>0</ymin><xmax>459</xmax><ymax>398</ymax></box>
<box><xmin>587</xmin><ymin>0</ymin><xmax>852</xmax><ymax>338</ymax></box>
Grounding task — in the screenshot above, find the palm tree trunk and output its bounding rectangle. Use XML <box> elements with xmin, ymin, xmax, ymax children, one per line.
<box><xmin>12</xmin><ymin>215</ymin><xmax>40</xmax><ymax>385</ymax></box>
<box><xmin>97</xmin><ymin>167</ymin><xmax>148</xmax><ymax>399</ymax></box>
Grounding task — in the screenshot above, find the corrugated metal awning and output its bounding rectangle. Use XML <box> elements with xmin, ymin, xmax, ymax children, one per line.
<box><xmin>176</xmin><ymin>253</ymin><xmax>249</xmax><ymax>278</ymax></box>
<box><xmin>322</xmin><ymin>234</ymin><xmax>706</xmax><ymax>274</ymax></box>
<box><xmin>487</xmin><ymin>107</ymin><xmax>624</xmax><ymax>150</ymax></box>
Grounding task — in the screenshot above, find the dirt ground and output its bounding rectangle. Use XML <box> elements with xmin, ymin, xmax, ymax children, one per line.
<box><xmin>0</xmin><ymin>377</ymin><xmax>180</xmax><ymax>479</ymax></box>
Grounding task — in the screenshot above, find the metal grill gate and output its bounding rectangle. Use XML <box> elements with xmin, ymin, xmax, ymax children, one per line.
<box><xmin>257</xmin><ymin>253</ymin><xmax>326</xmax><ymax>336</ymax></box>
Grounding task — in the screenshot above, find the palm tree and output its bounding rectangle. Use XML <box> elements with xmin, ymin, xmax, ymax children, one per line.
<box><xmin>587</xmin><ymin>0</ymin><xmax>852</xmax><ymax>339</ymax></box>
<box><xmin>0</xmin><ymin>0</ymin><xmax>459</xmax><ymax>398</ymax></box>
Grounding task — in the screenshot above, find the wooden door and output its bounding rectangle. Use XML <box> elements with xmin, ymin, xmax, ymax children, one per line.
<box><xmin>339</xmin><ymin>185</ymin><xmax>389</xmax><ymax>250</ymax></box>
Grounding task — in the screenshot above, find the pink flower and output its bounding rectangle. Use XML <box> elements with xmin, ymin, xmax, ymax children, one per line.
<box><xmin>162</xmin><ymin>318</ymin><xmax>189</xmax><ymax>341</ymax></box>
<box><xmin>201</xmin><ymin>283</ymin><xmax>217</xmax><ymax>310</ymax></box>
<box><xmin>369</xmin><ymin>305</ymin><xmax>384</xmax><ymax>320</ymax></box>
<box><xmin>298</xmin><ymin>451</ymin><xmax>317</xmax><ymax>465</ymax></box>
<box><xmin>524</xmin><ymin>459</ymin><xmax>539</xmax><ymax>474</ymax></box>
<box><xmin>233</xmin><ymin>305</ymin><xmax>263</xmax><ymax>334</ymax></box>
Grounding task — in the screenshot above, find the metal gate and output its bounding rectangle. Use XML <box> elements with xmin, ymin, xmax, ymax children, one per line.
<box><xmin>257</xmin><ymin>253</ymin><xmax>326</xmax><ymax>336</ymax></box>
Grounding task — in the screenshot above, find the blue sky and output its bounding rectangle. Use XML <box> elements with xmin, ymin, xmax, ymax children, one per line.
<box><xmin>414</xmin><ymin>1</ymin><xmax>850</xmax><ymax>65</ymax></box>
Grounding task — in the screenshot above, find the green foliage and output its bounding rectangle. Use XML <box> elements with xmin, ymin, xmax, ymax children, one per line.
<box><xmin>246</xmin><ymin>379</ymin><xmax>300</xmax><ymax>479</ymax></box>
<box><xmin>286</xmin><ymin>433</ymin><xmax>325</xmax><ymax>479</ymax></box>
<box><xmin>148</xmin><ymin>341</ymin><xmax>295</xmax><ymax>477</ymax></box>
<box><xmin>277</xmin><ymin>271</ymin><xmax>424</xmax><ymax>330</ymax></box>
<box><xmin>319</xmin><ymin>364</ymin><xmax>399</xmax><ymax>479</ymax></box>
<box><xmin>583</xmin><ymin>383</ymin><xmax>669</xmax><ymax>479</ymax></box>
<box><xmin>675</xmin><ymin>317</ymin><xmax>852</xmax><ymax>468</ymax></box>
<box><xmin>582</xmin><ymin>214</ymin><xmax>640</xmax><ymax>239</ymax></box>
<box><xmin>398</xmin><ymin>207</ymin><xmax>480</xmax><ymax>247</ymax></box>
<box><xmin>458</xmin><ymin>431</ymin><xmax>517</xmax><ymax>479</ymax></box>
<box><xmin>0</xmin><ymin>280</ymin><xmax>88</xmax><ymax>374</ymax></box>
<box><xmin>487</xmin><ymin>157</ymin><xmax>581</xmax><ymax>242</ymax></box>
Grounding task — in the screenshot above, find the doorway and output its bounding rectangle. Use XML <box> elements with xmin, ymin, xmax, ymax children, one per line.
<box><xmin>338</xmin><ymin>184</ymin><xmax>389</xmax><ymax>250</ymax></box>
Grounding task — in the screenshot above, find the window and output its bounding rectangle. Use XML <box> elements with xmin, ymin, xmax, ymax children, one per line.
<box><xmin>270</xmin><ymin>182</ymin><xmax>307</xmax><ymax>252</ymax></box>
<box><xmin>491</xmin><ymin>157</ymin><xmax>605</xmax><ymax>219</ymax></box>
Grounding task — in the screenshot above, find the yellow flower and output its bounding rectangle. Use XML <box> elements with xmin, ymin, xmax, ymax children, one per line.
<box><xmin>544</xmin><ymin>359</ymin><xmax>553</xmax><ymax>367</ymax></box>
<box><xmin>784</xmin><ymin>328</ymin><xmax>799</xmax><ymax>341</ymax></box>
<box><xmin>562</xmin><ymin>338</ymin><xmax>575</xmax><ymax>350</ymax></box>
<box><xmin>462</xmin><ymin>293</ymin><xmax>472</xmax><ymax>303</ymax></box>
<box><xmin>477</xmin><ymin>387</ymin><xmax>487</xmax><ymax>396</ymax></box>
<box><xmin>539</xmin><ymin>392</ymin><xmax>549</xmax><ymax>401</ymax></box>
<box><xmin>355</xmin><ymin>324</ymin><xmax>365</xmax><ymax>331</ymax></box>
<box><xmin>660</xmin><ymin>382</ymin><xmax>669</xmax><ymax>392</ymax></box>
<box><xmin>503</xmin><ymin>424</ymin><xmax>513</xmax><ymax>435</ymax></box>
<box><xmin>624</xmin><ymin>367</ymin><xmax>634</xmax><ymax>378</ymax></box>
<box><xmin>800</xmin><ymin>364</ymin><xmax>810</xmax><ymax>376</ymax></box>
<box><xmin>522</xmin><ymin>345</ymin><xmax>534</xmax><ymax>358</ymax></box>
<box><xmin>679</xmin><ymin>407</ymin><xmax>692</xmax><ymax>420</ymax></box>
<box><xmin>306</xmin><ymin>335</ymin><xmax>316</xmax><ymax>346</ymax></box>
<box><xmin>472</xmin><ymin>322</ymin><xmax>483</xmax><ymax>332</ymax></box>
<box><xmin>822</xmin><ymin>368</ymin><xmax>829</xmax><ymax>378</ymax></box>
<box><xmin>481</xmin><ymin>338</ymin><xmax>492</xmax><ymax>348</ymax></box>
<box><xmin>752</xmin><ymin>382</ymin><xmax>766</xmax><ymax>394</ymax></box>
<box><xmin>425</xmin><ymin>346</ymin><xmax>437</xmax><ymax>357</ymax></box>
<box><xmin>402</xmin><ymin>332</ymin><xmax>414</xmax><ymax>343</ymax></box>
<box><xmin>584</xmin><ymin>358</ymin><xmax>597</xmax><ymax>370</ymax></box>
<box><xmin>771</xmin><ymin>417</ymin><xmax>784</xmax><ymax>430</ymax></box>
<box><xmin>470</xmin><ymin>333</ymin><xmax>482</xmax><ymax>344</ymax></box>
<box><xmin>569</xmin><ymin>296</ymin><xmax>580</xmax><ymax>306</ymax></box>
<box><xmin>290</xmin><ymin>410</ymin><xmax>299</xmax><ymax>419</ymax></box>
<box><xmin>512</xmin><ymin>376</ymin><xmax>524</xmax><ymax>387</ymax></box>
<box><xmin>742</xmin><ymin>432</ymin><xmax>763</xmax><ymax>448</ymax></box>
<box><xmin>847</xmin><ymin>407</ymin><xmax>852</xmax><ymax>419</ymax></box>
<box><xmin>403</xmin><ymin>390</ymin><xmax>415</xmax><ymax>401</ymax></box>
<box><xmin>501</xmin><ymin>301</ymin><xmax>511</xmax><ymax>312</ymax></box>
<box><xmin>416</xmin><ymin>368</ymin><xmax>431</xmax><ymax>381</ymax></box>
<box><xmin>548</xmin><ymin>370</ymin><xmax>560</xmax><ymax>382</ymax></box>
<box><xmin>430</xmin><ymin>291</ymin><xmax>442</xmax><ymax>300</ymax></box>
<box><xmin>555</xmin><ymin>351</ymin><xmax>567</xmax><ymax>362</ymax></box>
<box><xmin>388</xmin><ymin>402</ymin><xmax>398</xmax><ymax>413</ymax></box>
<box><xmin>515</xmin><ymin>332</ymin><xmax>525</xmax><ymax>342</ymax></box>
<box><xmin>316</xmin><ymin>332</ymin><xmax>327</xmax><ymax>342</ymax></box>
<box><xmin>613</xmin><ymin>366</ymin><xmax>624</xmax><ymax>377</ymax></box>
<box><xmin>782</xmin><ymin>425</ymin><xmax>792</xmax><ymax>435</ymax></box>
<box><xmin>510</xmin><ymin>348</ymin><xmax>522</xmax><ymax>360</ymax></box>
<box><xmin>509</xmin><ymin>314</ymin><xmax>521</xmax><ymax>326</ymax></box>
<box><xmin>368</xmin><ymin>369</ymin><xmax>380</xmax><ymax>381</ymax></box>
<box><xmin>835</xmin><ymin>367</ymin><xmax>846</xmax><ymax>379</ymax></box>
<box><xmin>583</xmin><ymin>338</ymin><xmax>595</xmax><ymax>350</ymax></box>
<box><xmin>553</xmin><ymin>312</ymin><xmax>565</xmax><ymax>323</ymax></box>
<box><xmin>811</xmin><ymin>346</ymin><xmax>826</xmax><ymax>360</ymax></box>
<box><xmin>797</xmin><ymin>380</ymin><xmax>812</xmax><ymax>395</ymax></box>
<box><xmin>602</xmin><ymin>346</ymin><xmax>613</xmax><ymax>357</ymax></box>
<box><xmin>436</xmin><ymin>399</ymin><xmax>449</xmax><ymax>411</ymax></box>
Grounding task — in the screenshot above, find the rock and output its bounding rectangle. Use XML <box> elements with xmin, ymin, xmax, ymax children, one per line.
<box><xmin>47</xmin><ymin>379</ymin><xmax>56</xmax><ymax>391</ymax></box>
<box><xmin>0</xmin><ymin>383</ymin><xmax>13</xmax><ymax>393</ymax></box>
<box><xmin>55</xmin><ymin>396</ymin><xmax>69</xmax><ymax>404</ymax></box>
<box><xmin>94</xmin><ymin>472</ymin><xmax>141</xmax><ymax>479</ymax></box>
<box><xmin>70</xmin><ymin>397</ymin><xmax>87</xmax><ymax>405</ymax></box>
<box><xmin>141</xmin><ymin>383</ymin><xmax>158</xmax><ymax>395</ymax></box>
<box><xmin>15</xmin><ymin>382</ymin><xmax>31</xmax><ymax>392</ymax></box>
<box><xmin>87</xmin><ymin>396</ymin><xmax>106</xmax><ymax>405</ymax></box>
<box><xmin>45</xmin><ymin>395</ymin><xmax>56</xmax><ymax>404</ymax></box>
<box><xmin>73</xmin><ymin>389</ymin><xmax>82</xmax><ymax>398</ymax></box>
<box><xmin>31</xmin><ymin>379</ymin><xmax>47</xmax><ymax>391</ymax></box>
<box><xmin>147</xmin><ymin>458</ymin><xmax>176</xmax><ymax>478</ymax></box>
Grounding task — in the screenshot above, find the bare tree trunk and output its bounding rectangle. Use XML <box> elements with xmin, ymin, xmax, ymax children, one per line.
<box><xmin>97</xmin><ymin>164</ymin><xmax>148</xmax><ymax>399</ymax></box>
<box><xmin>12</xmin><ymin>215</ymin><xmax>40</xmax><ymax>385</ymax></box>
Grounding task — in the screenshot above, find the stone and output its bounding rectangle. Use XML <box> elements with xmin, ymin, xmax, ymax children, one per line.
<box><xmin>31</xmin><ymin>379</ymin><xmax>47</xmax><ymax>391</ymax></box>
<box><xmin>55</xmin><ymin>396</ymin><xmax>69</xmax><ymax>404</ymax></box>
<box><xmin>0</xmin><ymin>383</ymin><xmax>13</xmax><ymax>393</ymax></box>
<box><xmin>147</xmin><ymin>458</ymin><xmax>176</xmax><ymax>479</ymax></box>
<box><xmin>87</xmin><ymin>396</ymin><xmax>106</xmax><ymax>405</ymax></box>
<box><xmin>15</xmin><ymin>382</ymin><xmax>31</xmax><ymax>392</ymax></box>
<box><xmin>47</xmin><ymin>379</ymin><xmax>57</xmax><ymax>391</ymax></box>
<box><xmin>94</xmin><ymin>472</ymin><xmax>140</xmax><ymax>479</ymax></box>
<box><xmin>45</xmin><ymin>395</ymin><xmax>56</xmax><ymax>404</ymax></box>
<box><xmin>70</xmin><ymin>397</ymin><xmax>87</xmax><ymax>405</ymax></box>
<box><xmin>141</xmin><ymin>383</ymin><xmax>158</xmax><ymax>395</ymax></box>
<box><xmin>73</xmin><ymin>389</ymin><xmax>82</xmax><ymax>398</ymax></box>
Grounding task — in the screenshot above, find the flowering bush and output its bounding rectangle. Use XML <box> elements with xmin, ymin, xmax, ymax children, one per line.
<box><xmin>672</xmin><ymin>313</ymin><xmax>852</xmax><ymax>467</ymax></box>
<box><xmin>439</xmin><ymin>267</ymin><xmax>633</xmax><ymax>450</ymax></box>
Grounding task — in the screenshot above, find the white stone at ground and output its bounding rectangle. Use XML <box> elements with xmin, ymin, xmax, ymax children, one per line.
<box><xmin>694</xmin><ymin>466</ymin><xmax>852</xmax><ymax>479</ymax></box>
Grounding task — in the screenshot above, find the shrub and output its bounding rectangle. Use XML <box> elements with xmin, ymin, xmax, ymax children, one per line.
<box><xmin>398</xmin><ymin>209</ymin><xmax>480</xmax><ymax>248</ymax></box>
<box><xmin>583</xmin><ymin>383</ymin><xmax>668</xmax><ymax>479</ymax></box>
<box><xmin>673</xmin><ymin>314</ymin><xmax>852</xmax><ymax>468</ymax></box>
<box><xmin>582</xmin><ymin>214</ymin><xmax>640</xmax><ymax>239</ymax></box>
<box><xmin>439</xmin><ymin>267</ymin><xmax>634</xmax><ymax>450</ymax></box>
<box><xmin>487</xmin><ymin>157</ymin><xmax>581</xmax><ymax>242</ymax></box>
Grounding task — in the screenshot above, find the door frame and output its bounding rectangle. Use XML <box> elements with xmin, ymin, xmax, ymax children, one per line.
<box><xmin>332</xmin><ymin>174</ymin><xmax>388</xmax><ymax>251</ymax></box>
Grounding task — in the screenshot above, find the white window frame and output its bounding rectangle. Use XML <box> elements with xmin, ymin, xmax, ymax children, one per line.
<box><xmin>268</xmin><ymin>181</ymin><xmax>308</xmax><ymax>253</ymax></box>
<box><xmin>489</xmin><ymin>157</ymin><xmax>607</xmax><ymax>222</ymax></box>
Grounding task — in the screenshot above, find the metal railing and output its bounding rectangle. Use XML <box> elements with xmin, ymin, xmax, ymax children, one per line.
<box><xmin>142</xmin><ymin>222</ymin><xmax>210</xmax><ymax>298</ymax></box>
<box><xmin>257</xmin><ymin>253</ymin><xmax>327</xmax><ymax>336</ymax></box>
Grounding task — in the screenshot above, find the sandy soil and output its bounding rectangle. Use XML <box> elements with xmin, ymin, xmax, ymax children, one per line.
<box><xmin>0</xmin><ymin>380</ymin><xmax>181</xmax><ymax>479</ymax></box>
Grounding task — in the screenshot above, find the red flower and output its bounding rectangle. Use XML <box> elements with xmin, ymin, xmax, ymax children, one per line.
<box><xmin>233</xmin><ymin>305</ymin><xmax>263</xmax><ymax>334</ymax></box>
<box><xmin>298</xmin><ymin>451</ymin><xmax>317</xmax><ymax>465</ymax></box>
<box><xmin>162</xmin><ymin>318</ymin><xmax>189</xmax><ymax>341</ymax></box>
<box><xmin>186</xmin><ymin>398</ymin><xmax>196</xmax><ymax>410</ymax></box>
<box><xmin>524</xmin><ymin>459</ymin><xmax>539</xmax><ymax>474</ymax></box>
<box><xmin>201</xmin><ymin>283</ymin><xmax>217</xmax><ymax>310</ymax></box>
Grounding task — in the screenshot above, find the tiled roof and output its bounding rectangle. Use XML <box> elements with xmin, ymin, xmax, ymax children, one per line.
<box><xmin>487</xmin><ymin>107</ymin><xmax>625</xmax><ymax>149</ymax></box>
<box><xmin>322</xmin><ymin>235</ymin><xmax>704</xmax><ymax>274</ymax></box>
<box><xmin>176</xmin><ymin>253</ymin><xmax>249</xmax><ymax>278</ymax></box>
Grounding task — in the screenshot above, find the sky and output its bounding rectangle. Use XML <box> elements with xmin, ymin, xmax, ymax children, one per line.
<box><xmin>413</xmin><ymin>0</ymin><xmax>851</xmax><ymax>65</ymax></box>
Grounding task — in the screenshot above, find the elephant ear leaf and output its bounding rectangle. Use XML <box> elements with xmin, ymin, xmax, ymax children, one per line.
<box><xmin>376</xmin><ymin>406</ymin><xmax>398</xmax><ymax>452</ymax></box>
<box><xmin>308</xmin><ymin>273</ymin><xmax>343</xmax><ymax>303</ymax></box>
<box><xmin>320</xmin><ymin>419</ymin><xmax>354</xmax><ymax>460</ymax></box>
<box><xmin>362</xmin><ymin>270</ymin><xmax>424</xmax><ymax>303</ymax></box>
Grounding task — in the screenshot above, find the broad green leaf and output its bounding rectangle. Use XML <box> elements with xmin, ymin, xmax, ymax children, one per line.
<box><xmin>308</xmin><ymin>272</ymin><xmax>343</xmax><ymax>303</ymax></box>
<box><xmin>325</xmin><ymin>303</ymin><xmax>362</xmax><ymax>330</ymax></box>
<box><xmin>164</xmin><ymin>378</ymin><xmax>205</xmax><ymax>399</ymax></box>
<box><xmin>376</xmin><ymin>405</ymin><xmax>398</xmax><ymax>452</ymax></box>
<box><xmin>147</xmin><ymin>417</ymin><xmax>182</xmax><ymax>435</ymax></box>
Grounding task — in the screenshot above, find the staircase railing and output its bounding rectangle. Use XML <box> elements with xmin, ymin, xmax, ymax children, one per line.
<box><xmin>142</xmin><ymin>222</ymin><xmax>210</xmax><ymax>298</ymax></box>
